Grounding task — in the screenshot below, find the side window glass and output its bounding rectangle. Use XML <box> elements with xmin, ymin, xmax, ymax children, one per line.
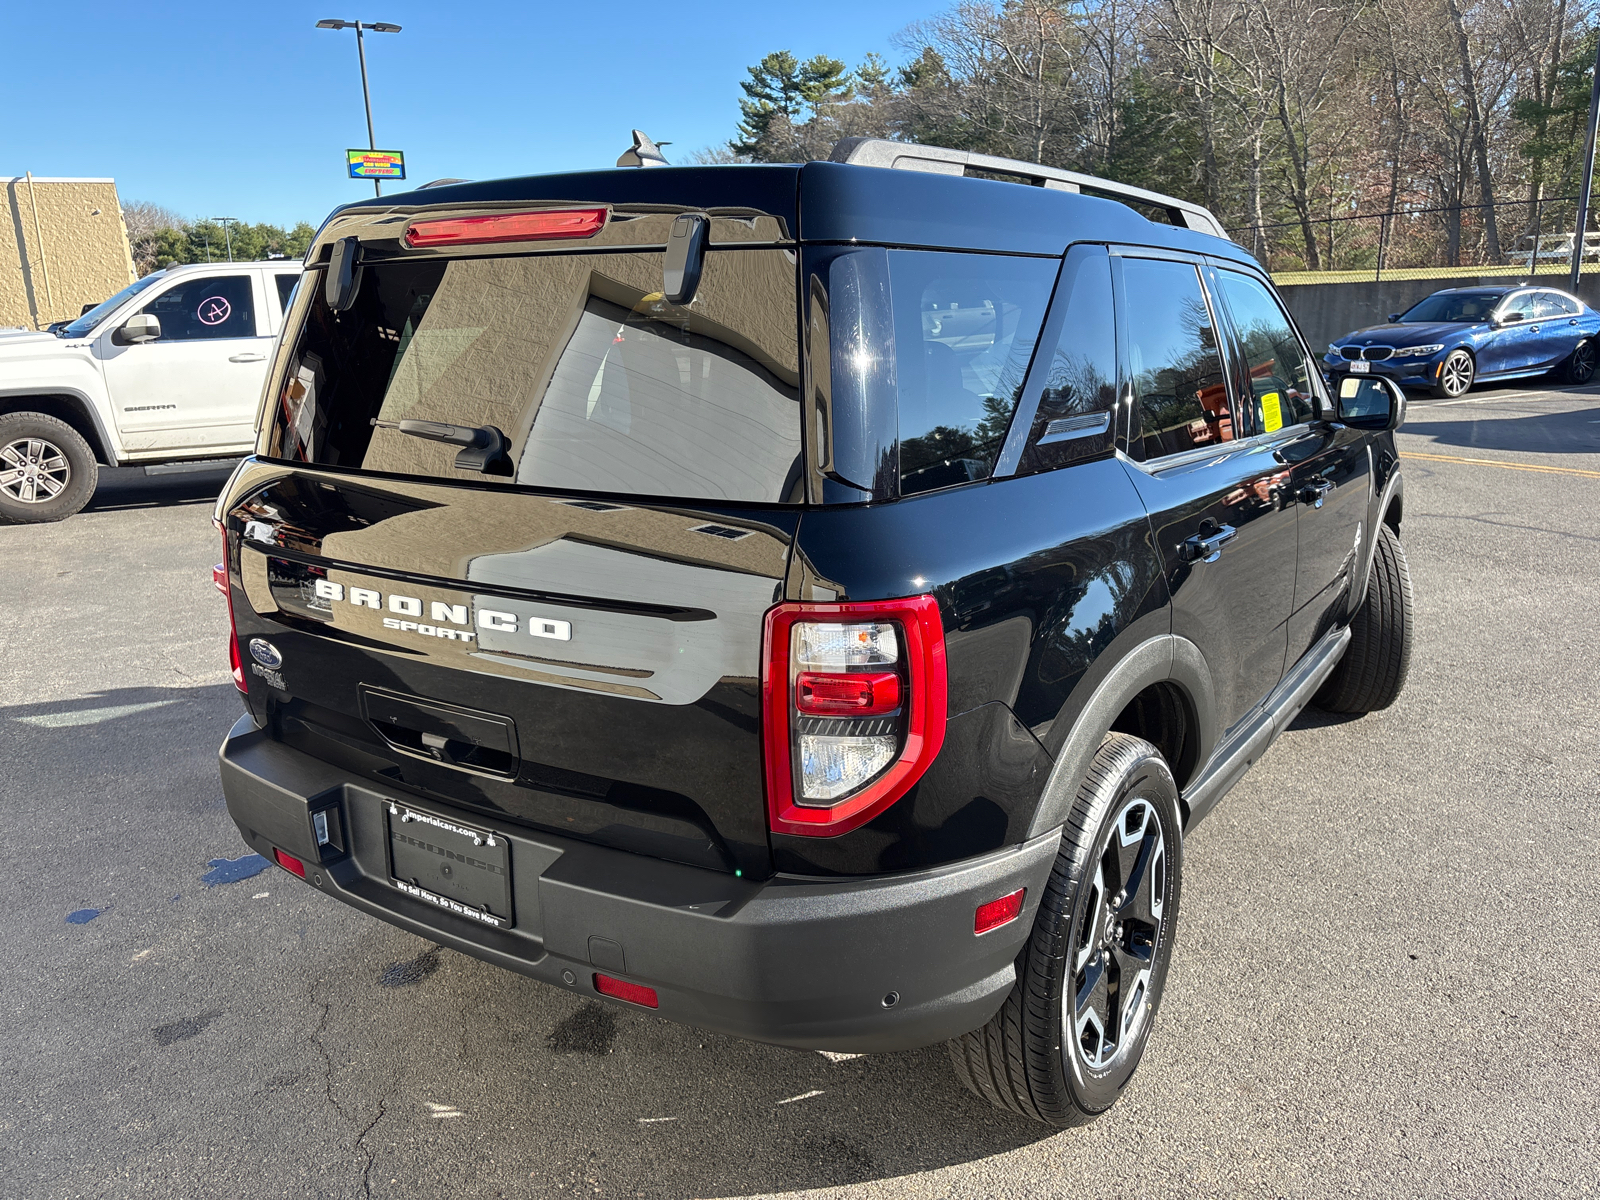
<box><xmin>276</xmin><ymin>273</ymin><xmax>300</xmax><ymax>314</ymax></box>
<box><xmin>888</xmin><ymin>250</ymin><xmax>1057</xmax><ymax>496</ymax></box>
<box><xmin>1554</xmin><ymin>293</ymin><xmax>1581</xmax><ymax>315</ymax></box>
<box><xmin>1215</xmin><ymin>270</ymin><xmax>1318</xmax><ymax>431</ymax></box>
<box><xmin>1121</xmin><ymin>258</ymin><xmax>1232</xmax><ymax>459</ymax></box>
<box><xmin>1018</xmin><ymin>248</ymin><xmax>1116</xmax><ymax>474</ymax></box>
<box><xmin>141</xmin><ymin>275</ymin><xmax>255</xmax><ymax>341</ymax></box>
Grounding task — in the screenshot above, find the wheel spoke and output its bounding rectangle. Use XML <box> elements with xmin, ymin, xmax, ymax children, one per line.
<box><xmin>0</xmin><ymin>445</ymin><xmax>24</xmax><ymax>469</ymax></box>
<box><xmin>35</xmin><ymin>472</ymin><xmax>64</xmax><ymax>497</ymax></box>
<box><xmin>1073</xmin><ymin>951</ymin><xmax>1112</xmax><ymax>1067</ymax></box>
<box><xmin>39</xmin><ymin>454</ymin><xmax>66</xmax><ymax>473</ymax></box>
<box><xmin>1073</xmin><ymin>862</ymin><xmax>1106</xmax><ymax>973</ymax></box>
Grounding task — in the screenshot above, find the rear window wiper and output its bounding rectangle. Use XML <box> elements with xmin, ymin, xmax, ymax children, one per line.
<box><xmin>370</xmin><ymin>418</ymin><xmax>513</xmax><ymax>476</ymax></box>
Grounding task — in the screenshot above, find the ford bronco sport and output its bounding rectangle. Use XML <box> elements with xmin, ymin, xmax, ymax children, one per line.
<box><xmin>214</xmin><ymin>139</ymin><xmax>1411</xmax><ymax>1126</ymax></box>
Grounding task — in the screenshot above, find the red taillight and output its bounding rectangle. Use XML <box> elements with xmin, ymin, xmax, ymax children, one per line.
<box><xmin>404</xmin><ymin>208</ymin><xmax>608</xmax><ymax>249</ymax></box>
<box><xmin>974</xmin><ymin>888</ymin><xmax>1026</xmax><ymax>935</ymax></box>
<box><xmin>218</xmin><ymin>530</ymin><xmax>246</xmax><ymax>693</ymax></box>
<box><xmin>796</xmin><ymin>671</ymin><xmax>901</xmax><ymax>716</ymax></box>
<box><xmin>594</xmin><ymin>973</ymin><xmax>658</xmax><ymax>1008</ymax></box>
<box><xmin>761</xmin><ymin>595</ymin><xmax>947</xmax><ymax>838</ymax></box>
<box><xmin>273</xmin><ymin>848</ymin><xmax>306</xmax><ymax>878</ymax></box>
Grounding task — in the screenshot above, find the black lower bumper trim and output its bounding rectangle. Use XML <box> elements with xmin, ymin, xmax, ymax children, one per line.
<box><xmin>219</xmin><ymin>717</ymin><xmax>1061</xmax><ymax>1052</ymax></box>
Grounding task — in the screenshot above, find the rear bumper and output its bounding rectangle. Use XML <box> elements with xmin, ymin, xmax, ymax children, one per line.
<box><xmin>218</xmin><ymin>716</ymin><xmax>1060</xmax><ymax>1052</ymax></box>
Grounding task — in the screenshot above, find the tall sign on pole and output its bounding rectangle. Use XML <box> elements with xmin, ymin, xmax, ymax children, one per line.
<box><xmin>1570</xmin><ymin>36</ymin><xmax>1600</xmax><ymax>291</ymax></box>
<box><xmin>316</xmin><ymin>19</ymin><xmax>403</xmax><ymax>200</ymax></box>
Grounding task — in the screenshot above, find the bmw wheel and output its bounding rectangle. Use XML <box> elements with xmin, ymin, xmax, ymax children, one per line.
<box><xmin>0</xmin><ymin>412</ymin><xmax>98</xmax><ymax>525</ymax></box>
<box><xmin>1562</xmin><ymin>338</ymin><xmax>1597</xmax><ymax>385</ymax></box>
<box><xmin>948</xmin><ymin>734</ymin><xmax>1183</xmax><ymax>1126</ymax></box>
<box><xmin>1430</xmin><ymin>349</ymin><xmax>1474</xmax><ymax>399</ymax></box>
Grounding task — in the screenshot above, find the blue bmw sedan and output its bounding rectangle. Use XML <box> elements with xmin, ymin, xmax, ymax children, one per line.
<box><xmin>1323</xmin><ymin>285</ymin><xmax>1600</xmax><ymax>398</ymax></box>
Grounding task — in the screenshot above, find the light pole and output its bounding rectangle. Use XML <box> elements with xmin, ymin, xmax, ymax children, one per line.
<box><xmin>211</xmin><ymin>217</ymin><xmax>239</xmax><ymax>262</ymax></box>
<box><xmin>1571</xmin><ymin>34</ymin><xmax>1600</xmax><ymax>291</ymax></box>
<box><xmin>315</xmin><ymin>19</ymin><xmax>402</xmax><ymax>198</ymax></box>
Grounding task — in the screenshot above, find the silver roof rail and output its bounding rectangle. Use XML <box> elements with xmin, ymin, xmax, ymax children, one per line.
<box><xmin>829</xmin><ymin>138</ymin><xmax>1230</xmax><ymax>241</ymax></box>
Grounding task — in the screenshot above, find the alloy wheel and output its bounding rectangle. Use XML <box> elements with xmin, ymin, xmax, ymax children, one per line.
<box><xmin>1572</xmin><ymin>340</ymin><xmax>1597</xmax><ymax>383</ymax></box>
<box><xmin>1440</xmin><ymin>350</ymin><xmax>1474</xmax><ymax>397</ymax></box>
<box><xmin>1066</xmin><ymin>795</ymin><xmax>1169</xmax><ymax>1072</ymax></box>
<box><xmin>0</xmin><ymin>438</ymin><xmax>70</xmax><ymax>504</ymax></box>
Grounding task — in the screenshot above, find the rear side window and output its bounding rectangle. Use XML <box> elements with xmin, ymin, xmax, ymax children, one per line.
<box><xmin>141</xmin><ymin>274</ymin><xmax>255</xmax><ymax>341</ymax></box>
<box><xmin>889</xmin><ymin>251</ymin><xmax>1057</xmax><ymax>495</ymax></box>
<box><xmin>1016</xmin><ymin>246</ymin><xmax>1116</xmax><ymax>475</ymax></box>
<box><xmin>275</xmin><ymin>273</ymin><xmax>299</xmax><ymax>313</ymax></box>
<box><xmin>1214</xmin><ymin>270</ymin><xmax>1318</xmax><ymax>432</ymax></box>
<box><xmin>1121</xmin><ymin>258</ymin><xmax>1232</xmax><ymax>459</ymax></box>
<box><xmin>268</xmin><ymin>249</ymin><xmax>802</xmax><ymax>503</ymax></box>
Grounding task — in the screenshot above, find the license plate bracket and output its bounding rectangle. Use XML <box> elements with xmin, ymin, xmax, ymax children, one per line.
<box><xmin>386</xmin><ymin>804</ymin><xmax>513</xmax><ymax>928</ymax></box>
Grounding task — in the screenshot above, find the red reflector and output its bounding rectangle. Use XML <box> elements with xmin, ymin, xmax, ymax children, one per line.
<box><xmin>273</xmin><ymin>848</ymin><xmax>306</xmax><ymax>879</ymax></box>
<box><xmin>404</xmin><ymin>208</ymin><xmax>608</xmax><ymax>248</ymax></box>
<box><xmin>974</xmin><ymin>888</ymin><xmax>1025</xmax><ymax>934</ymax></box>
<box><xmin>593</xmin><ymin>973</ymin><xmax>658</xmax><ymax>1008</ymax></box>
<box><xmin>796</xmin><ymin>671</ymin><xmax>901</xmax><ymax>715</ymax></box>
<box><xmin>213</xmin><ymin>562</ymin><xmax>228</xmax><ymax>595</ymax></box>
<box><xmin>218</xmin><ymin>533</ymin><xmax>247</xmax><ymax>694</ymax></box>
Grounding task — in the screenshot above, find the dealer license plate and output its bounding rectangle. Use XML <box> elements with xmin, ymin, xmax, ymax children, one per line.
<box><xmin>387</xmin><ymin>804</ymin><xmax>513</xmax><ymax>928</ymax></box>
<box><xmin>1350</xmin><ymin>359</ymin><xmax>1370</xmax><ymax>373</ymax></box>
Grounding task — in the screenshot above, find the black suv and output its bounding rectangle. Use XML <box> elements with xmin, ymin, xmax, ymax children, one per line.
<box><xmin>215</xmin><ymin>140</ymin><xmax>1411</xmax><ymax>1127</ymax></box>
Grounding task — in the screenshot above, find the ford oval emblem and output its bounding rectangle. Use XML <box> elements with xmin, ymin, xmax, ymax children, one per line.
<box><xmin>248</xmin><ymin>638</ymin><xmax>283</xmax><ymax>669</ymax></box>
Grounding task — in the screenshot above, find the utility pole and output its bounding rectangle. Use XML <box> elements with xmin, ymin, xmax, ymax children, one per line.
<box><xmin>1570</xmin><ymin>34</ymin><xmax>1600</xmax><ymax>291</ymax></box>
<box><xmin>316</xmin><ymin>19</ymin><xmax>402</xmax><ymax>199</ymax></box>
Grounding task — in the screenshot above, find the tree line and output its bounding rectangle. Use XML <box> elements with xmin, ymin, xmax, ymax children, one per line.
<box><xmin>123</xmin><ymin>201</ymin><xmax>316</xmax><ymax>276</ymax></box>
<box><xmin>707</xmin><ymin>0</ymin><xmax>1600</xmax><ymax>273</ymax></box>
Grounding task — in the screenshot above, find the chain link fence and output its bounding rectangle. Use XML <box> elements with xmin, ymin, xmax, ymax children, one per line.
<box><xmin>1229</xmin><ymin>195</ymin><xmax>1600</xmax><ymax>286</ymax></box>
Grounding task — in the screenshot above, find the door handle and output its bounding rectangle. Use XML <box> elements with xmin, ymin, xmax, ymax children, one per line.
<box><xmin>228</xmin><ymin>353</ymin><xmax>266</xmax><ymax>363</ymax></box>
<box><xmin>1182</xmin><ymin>524</ymin><xmax>1236</xmax><ymax>563</ymax></box>
<box><xmin>1530</xmin><ymin>324</ymin><xmax>1541</xmax><ymax>333</ymax></box>
<box><xmin>1299</xmin><ymin>479</ymin><xmax>1334</xmax><ymax>508</ymax></box>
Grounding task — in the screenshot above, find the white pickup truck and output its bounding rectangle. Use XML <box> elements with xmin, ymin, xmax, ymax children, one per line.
<box><xmin>0</xmin><ymin>260</ymin><xmax>302</xmax><ymax>523</ymax></box>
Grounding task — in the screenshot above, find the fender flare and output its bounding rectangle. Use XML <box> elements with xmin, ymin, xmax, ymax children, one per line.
<box><xmin>0</xmin><ymin>386</ymin><xmax>122</xmax><ymax>465</ymax></box>
<box><xmin>1024</xmin><ymin>633</ymin><xmax>1216</xmax><ymax>839</ymax></box>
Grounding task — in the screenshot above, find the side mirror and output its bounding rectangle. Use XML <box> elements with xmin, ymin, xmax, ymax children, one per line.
<box><xmin>325</xmin><ymin>236</ymin><xmax>363</xmax><ymax>311</ymax></box>
<box><xmin>662</xmin><ymin>213</ymin><xmax>709</xmax><ymax>305</ymax></box>
<box><xmin>1386</xmin><ymin>313</ymin><xmax>1402</xmax><ymax>323</ymax></box>
<box><xmin>1336</xmin><ymin>375</ymin><xmax>1405</xmax><ymax>432</ymax></box>
<box><xmin>114</xmin><ymin>313</ymin><xmax>161</xmax><ymax>345</ymax></box>
<box><xmin>80</xmin><ymin>302</ymin><xmax>97</xmax><ymax>315</ymax></box>
<box><xmin>1498</xmin><ymin>310</ymin><xmax>1526</xmax><ymax>325</ymax></box>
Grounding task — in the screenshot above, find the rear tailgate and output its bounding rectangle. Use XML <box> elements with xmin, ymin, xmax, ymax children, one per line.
<box><xmin>225</xmin><ymin>220</ymin><xmax>804</xmax><ymax>878</ymax></box>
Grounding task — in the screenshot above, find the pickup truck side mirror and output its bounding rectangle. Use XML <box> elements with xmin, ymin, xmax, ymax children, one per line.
<box><xmin>114</xmin><ymin>313</ymin><xmax>161</xmax><ymax>345</ymax></box>
<box><xmin>1336</xmin><ymin>375</ymin><xmax>1405</xmax><ymax>432</ymax></box>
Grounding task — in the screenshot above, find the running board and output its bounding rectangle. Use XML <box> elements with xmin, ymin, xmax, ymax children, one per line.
<box><xmin>1182</xmin><ymin>626</ymin><xmax>1352</xmax><ymax>829</ymax></box>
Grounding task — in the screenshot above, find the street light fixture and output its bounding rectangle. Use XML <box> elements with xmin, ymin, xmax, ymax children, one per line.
<box><xmin>315</xmin><ymin>19</ymin><xmax>402</xmax><ymax>198</ymax></box>
<box><xmin>211</xmin><ymin>217</ymin><xmax>239</xmax><ymax>263</ymax></box>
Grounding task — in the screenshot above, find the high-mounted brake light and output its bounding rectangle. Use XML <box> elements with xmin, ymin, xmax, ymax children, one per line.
<box><xmin>217</xmin><ymin>528</ymin><xmax>246</xmax><ymax>694</ymax></box>
<box><xmin>762</xmin><ymin>596</ymin><xmax>947</xmax><ymax>838</ymax></box>
<box><xmin>403</xmin><ymin>208</ymin><xmax>608</xmax><ymax>249</ymax></box>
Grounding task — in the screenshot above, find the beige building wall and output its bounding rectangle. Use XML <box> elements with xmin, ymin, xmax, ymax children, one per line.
<box><xmin>2</xmin><ymin>177</ymin><xmax>137</xmax><ymax>329</ymax></box>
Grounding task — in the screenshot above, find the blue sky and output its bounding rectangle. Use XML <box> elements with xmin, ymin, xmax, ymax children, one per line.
<box><xmin>4</xmin><ymin>1</ymin><xmax>944</xmax><ymax>228</ymax></box>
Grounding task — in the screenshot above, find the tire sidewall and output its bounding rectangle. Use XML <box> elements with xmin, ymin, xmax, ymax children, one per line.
<box><xmin>1568</xmin><ymin>338</ymin><xmax>1597</xmax><ymax>384</ymax></box>
<box><xmin>0</xmin><ymin>414</ymin><xmax>97</xmax><ymax>524</ymax></box>
<box><xmin>1047</xmin><ymin>743</ymin><xmax>1184</xmax><ymax>1115</ymax></box>
<box><xmin>1437</xmin><ymin>349</ymin><xmax>1474</xmax><ymax>398</ymax></box>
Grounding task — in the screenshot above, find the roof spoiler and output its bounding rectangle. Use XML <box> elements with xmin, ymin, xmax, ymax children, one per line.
<box><xmin>829</xmin><ymin>138</ymin><xmax>1230</xmax><ymax>241</ymax></box>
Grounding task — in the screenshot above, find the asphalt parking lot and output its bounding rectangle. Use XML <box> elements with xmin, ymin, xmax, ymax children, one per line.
<box><xmin>3</xmin><ymin>386</ymin><xmax>1598</xmax><ymax>1200</ymax></box>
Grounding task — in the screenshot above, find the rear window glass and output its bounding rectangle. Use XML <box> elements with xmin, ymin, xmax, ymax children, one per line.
<box><xmin>888</xmin><ymin>250</ymin><xmax>1057</xmax><ymax>495</ymax></box>
<box><xmin>269</xmin><ymin>249</ymin><xmax>802</xmax><ymax>503</ymax></box>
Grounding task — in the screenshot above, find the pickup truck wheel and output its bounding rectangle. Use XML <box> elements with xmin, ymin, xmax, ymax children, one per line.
<box><xmin>947</xmin><ymin>733</ymin><xmax>1183</xmax><ymax>1126</ymax></box>
<box><xmin>0</xmin><ymin>414</ymin><xmax>97</xmax><ymax>525</ymax></box>
<box><xmin>1313</xmin><ymin>523</ymin><xmax>1413</xmax><ymax>713</ymax></box>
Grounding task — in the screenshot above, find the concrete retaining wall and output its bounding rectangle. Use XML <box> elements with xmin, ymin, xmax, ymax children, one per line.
<box><xmin>1279</xmin><ymin>274</ymin><xmax>1600</xmax><ymax>350</ymax></box>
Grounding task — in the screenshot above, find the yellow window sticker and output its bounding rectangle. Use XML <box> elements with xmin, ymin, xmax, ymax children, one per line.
<box><xmin>1261</xmin><ymin>391</ymin><xmax>1283</xmax><ymax>433</ymax></box>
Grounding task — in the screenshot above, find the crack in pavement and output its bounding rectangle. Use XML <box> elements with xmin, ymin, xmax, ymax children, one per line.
<box><xmin>308</xmin><ymin>977</ymin><xmax>393</xmax><ymax>1199</ymax></box>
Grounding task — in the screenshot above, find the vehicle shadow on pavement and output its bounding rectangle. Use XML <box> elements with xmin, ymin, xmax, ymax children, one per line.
<box><xmin>1</xmin><ymin>682</ymin><xmax>1058</xmax><ymax>1197</ymax></box>
<box><xmin>83</xmin><ymin>466</ymin><xmax>235</xmax><ymax>514</ymax></box>
<box><xmin>1409</xmin><ymin>396</ymin><xmax>1600</xmax><ymax>456</ymax></box>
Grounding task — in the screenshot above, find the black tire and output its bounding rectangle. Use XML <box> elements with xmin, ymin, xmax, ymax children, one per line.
<box><xmin>948</xmin><ymin>734</ymin><xmax>1183</xmax><ymax>1126</ymax></box>
<box><xmin>1429</xmin><ymin>348</ymin><xmax>1474</xmax><ymax>398</ymax></box>
<box><xmin>1560</xmin><ymin>337</ymin><xmax>1597</xmax><ymax>385</ymax></box>
<box><xmin>1313</xmin><ymin>522</ymin><xmax>1413</xmax><ymax>713</ymax></box>
<box><xmin>0</xmin><ymin>413</ymin><xmax>98</xmax><ymax>525</ymax></box>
